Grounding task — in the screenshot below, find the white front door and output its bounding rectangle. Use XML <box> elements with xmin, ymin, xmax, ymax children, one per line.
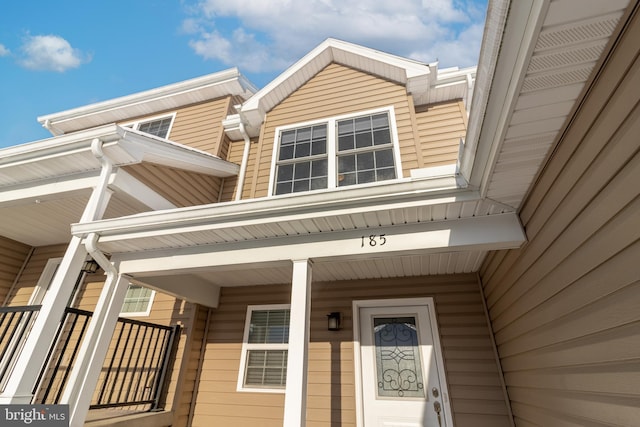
<box><xmin>357</xmin><ymin>299</ymin><xmax>451</xmax><ymax>427</ymax></box>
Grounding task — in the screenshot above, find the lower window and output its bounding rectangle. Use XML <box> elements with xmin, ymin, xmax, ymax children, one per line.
<box><xmin>238</xmin><ymin>305</ymin><xmax>290</xmax><ymax>391</ymax></box>
<box><xmin>120</xmin><ymin>284</ymin><xmax>155</xmax><ymax>316</ymax></box>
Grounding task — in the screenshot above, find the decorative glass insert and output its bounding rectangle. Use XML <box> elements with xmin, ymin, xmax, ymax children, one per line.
<box><xmin>337</xmin><ymin>112</ymin><xmax>396</xmax><ymax>186</ymax></box>
<box><xmin>120</xmin><ymin>284</ymin><xmax>154</xmax><ymax>315</ymax></box>
<box><xmin>275</xmin><ymin>124</ymin><xmax>328</xmax><ymax>195</ymax></box>
<box><xmin>373</xmin><ymin>316</ymin><xmax>425</xmax><ymax>398</ymax></box>
<box><xmin>137</xmin><ymin>117</ymin><xmax>173</xmax><ymax>138</ymax></box>
<box><xmin>243</xmin><ymin>308</ymin><xmax>290</xmax><ymax>387</ymax></box>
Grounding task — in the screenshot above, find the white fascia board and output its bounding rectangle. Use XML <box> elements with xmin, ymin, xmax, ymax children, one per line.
<box><xmin>0</xmin><ymin>124</ymin><xmax>124</xmax><ymax>167</ymax></box>
<box><xmin>461</xmin><ymin>0</ymin><xmax>550</xmax><ymax>192</ymax></box>
<box><xmin>38</xmin><ymin>68</ymin><xmax>258</xmax><ymax>133</ymax></box>
<box><xmin>113</xmin><ymin>213</ymin><xmax>525</xmax><ymax>275</ymax></box>
<box><xmin>118</xmin><ymin>127</ymin><xmax>240</xmax><ymax>176</ymax></box>
<box><xmin>71</xmin><ymin>176</ymin><xmax>473</xmax><ymax>239</ymax></box>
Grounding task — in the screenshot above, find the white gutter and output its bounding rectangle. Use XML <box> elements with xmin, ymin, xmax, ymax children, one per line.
<box><xmin>42</xmin><ymin>119</ymin><xmax>64</xmax><ymax>136</ymax></box>
<box><xmin>235</xmin><ymin>121</ymin><xmax>251</xmax><ymax>201</ymax></box>
<box><xmin>81</xmin><ymin>139</ymin><xmax>115</xmax><ymax>223</ymax></box>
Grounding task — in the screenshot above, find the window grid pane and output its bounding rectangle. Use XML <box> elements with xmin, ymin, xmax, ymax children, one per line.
<box><xmin>137</xmin><ymin>117</ymin><xmax>172</xmax><ymax>138</ymax></box>
<box><xmin>121</xmin><ymin>285</ymin><xmax>153</xmax><ymax>313</ymax></box>
<box><xmin>336</xmin><ymin>113</ymin><xmax>395</xmax><ymax>187</ymax></box>
<box><xmin>248</xmin><ymin>309</ymin><xmax>290</xmax><ymax>344</ymax></box>
<box><xmin>276</xmin><ymin>124</ymin><xmax>328</xmax><ymax>195</ymax></box>
<box><xmin>245</xmin><ymin>350</ymin><xmax>288</xmax><ymax>387</ymax></box>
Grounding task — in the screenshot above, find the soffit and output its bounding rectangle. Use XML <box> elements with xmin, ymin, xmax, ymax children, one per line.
<box><xmin>0</xmin><ymin>190</ymin><xmax>151</xmax><ymax>247</ymax></box>
<box><xmin>479</xmin><ymin>0</ymin><xmax>631</xmax><ymax>208</ymax></box>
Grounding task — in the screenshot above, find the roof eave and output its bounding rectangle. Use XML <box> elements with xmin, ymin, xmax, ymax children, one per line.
<box><xmin>38</xmin><ymin>68</ymin><xmax>258</xmax><ymax>136</ymax></box>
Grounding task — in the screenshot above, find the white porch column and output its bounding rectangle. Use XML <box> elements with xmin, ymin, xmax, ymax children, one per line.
<box><xmin>283</xmin><ymin>259</ymin><xmax>313</xmax><ymax>427</ymax></box>
<box><xmin>0</xmin><ymin>140</ymin><xmax>114</xmax><ymax>404</ymax></box>
<box><xmin>0</xmin><ymin>236</ymin><xmax>88</xmax><ymax>403</ymax></box>
<box><xmin>63</xmin><ymin>273</ymin><xmax>130</xmax><ymax>427</ymax></box>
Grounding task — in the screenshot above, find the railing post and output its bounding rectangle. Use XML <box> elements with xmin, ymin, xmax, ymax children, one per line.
<box><xmin>152</xmin><ymin>324</ymin><xmax>181</xmax><ymax>411</ymax></box>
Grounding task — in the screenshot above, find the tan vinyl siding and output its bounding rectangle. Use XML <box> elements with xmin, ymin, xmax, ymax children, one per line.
<box><xmin>219</xmin><ymin>136</ymin><xmax>260</xmax><ymax>202</ymax></box>
<box><xmin>414</xmin><ymin>100</ymin><xmax>467</xmax><ymax>168</ymax></box>
<box><xmin>480</xmin><ymin>8</ymin><xmax>640</xmax><ymax>426</ymax></box>
<box><xmin>192</xmin><ymin>275</ymin><xmax>510</xmax><ymax>427</ymax></box>
<box><xmin>124</xmin><ymin>163</ymin><xmax>222</xmax><ymax>207</ymax></box>
<box><xmin>0</xmin><ymin>236</ymin><xmax>32</xmax><ymax>305</ymax></box>
<box><xmin>120</xmin><ymin>97</ymin><xmax>233</xmax><ymax>156</ymax></box>
<box><xmin>249</xmin><ymin>63</ymin><xmax>420</xmax><ymax>198</ymax></box>
<box><xmin>5</xmin><ymin>244</ymin><xmax>66</xmax><ymax>306</ymax></box>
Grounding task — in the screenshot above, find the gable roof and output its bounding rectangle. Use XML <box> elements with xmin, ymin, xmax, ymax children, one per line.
<box><xmin>235</xmin><ymin>38</ymin><xmax>476</xmax><ymax>137</ymax></box>
<box><xmin>38</xmin><ymin>68</ymin><xmax>257</xmax><ymax>136</ymax></box>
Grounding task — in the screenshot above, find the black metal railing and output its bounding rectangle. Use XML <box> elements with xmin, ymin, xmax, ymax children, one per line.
<box><xmin>0</xmin><ymin>305</ymin><xmax>42</xmax><ymax>390</ymax></box>
<box><xmin>35</xmin><ymin>307</ymin><xmax>180</xmax><ymax>411</ymax></box>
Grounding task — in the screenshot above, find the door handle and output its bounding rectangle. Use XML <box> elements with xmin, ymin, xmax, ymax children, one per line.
<box><xmin>433</xmin><ymin>401</ymin><xmax>442</xmax><ymax>427</ymax></box>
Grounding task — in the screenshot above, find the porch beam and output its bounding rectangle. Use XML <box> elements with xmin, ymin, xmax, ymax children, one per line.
<box><xmin>113</xmin><ymin>213</ymin><xmax>526</xmax><ymax>275</ymax></box>
<box><xmin>130</xmin><ymin>275</ymin><xmax>221</xmax><ymax>308</ymax></box>
<box><xmin>109</xmin><ymin>169</ymin><xmax>176</xmax><ymax>211</ymax></box>
<box><xmin>0</xmin><ymin>170</ymin><xmax>100</xmax><ymax>206</ymax></box>
<box><xmin>283</xmin><ymin>259</ymin><xmax>312</xmax><ymax>427</ymax></box>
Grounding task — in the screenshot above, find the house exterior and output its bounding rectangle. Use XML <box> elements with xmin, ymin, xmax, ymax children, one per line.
<box><xmin>0</xmin><ymin>0</ymin><xmax>638</xmax><ymax>426</ymax></box>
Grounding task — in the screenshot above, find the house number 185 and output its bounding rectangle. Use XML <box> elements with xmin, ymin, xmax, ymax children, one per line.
<box><xmin>361</xmin><ymin>234</ymin><xmax>387</xmax><ymax>247</ymax></box>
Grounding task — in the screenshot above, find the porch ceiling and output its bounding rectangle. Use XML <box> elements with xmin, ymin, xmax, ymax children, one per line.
<box><xmin>0</xmin><ymin>186</ymin><xmax>159</xmax><ymax>247</ymax></box>
<box><xmin>465</xmin><ymin>0</ymin><xmax>631</xmax><ymax>209</ymax></box>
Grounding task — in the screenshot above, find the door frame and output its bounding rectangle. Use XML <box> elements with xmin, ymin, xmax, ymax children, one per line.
<box><xmin>352</xmin><ymin>297</ymin><xmax>453</xmax><ymax>427</ymax></box>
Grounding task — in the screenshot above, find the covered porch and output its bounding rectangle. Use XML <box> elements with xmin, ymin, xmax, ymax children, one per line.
<box><xmin>70</xmin><ymin>182</ymin><xmax>526</xmax><ymax>426</ymax></box>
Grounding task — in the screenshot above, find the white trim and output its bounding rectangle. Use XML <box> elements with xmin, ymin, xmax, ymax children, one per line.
<box><xmin>121</xmin><ymin>112</ymin><xmax>177</xmax><ymax>139</ymax></box>
<box><xmin>236</xmin><ymin>304</ymin><xmax>291</xmax><ymax>394</ymax></box>
<box><xmin>118</xmin><ymin>284</ymin><xmax>155</xmax><ymax>317</ymax></box>
<box><xmin>28</xmin><ymin>258</ymin><xmax>62</xmax><ymax>306</ymax></box>
<box><xmin>268</xmin><ymin>106</ymin><xmax>403</xmax><ymax>196</ymax></box>
<box><xmin>352</xmin><ymin>297</ymin><xmax>453</xmax><ymax>427</ymax></box>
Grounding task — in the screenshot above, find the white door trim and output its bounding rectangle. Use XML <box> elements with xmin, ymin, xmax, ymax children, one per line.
<box><xmin>352</xmin><ymin>297</ymin><xmax>453</xmax><ymax>427</ymax></box>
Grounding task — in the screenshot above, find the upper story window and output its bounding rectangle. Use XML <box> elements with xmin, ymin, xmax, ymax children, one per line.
<box><xmin>124</xmin><ymin>113</ymin><xmax>176</xmax><ymax>139</ymax></box>
<box><xmin>270</xmin><ymin>107</ymin><xmax>401</xmax><ymax>195</ymax></box>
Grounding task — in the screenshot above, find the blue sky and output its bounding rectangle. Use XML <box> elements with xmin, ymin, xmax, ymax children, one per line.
<box><xmin>0</xmin><ymin>0</ymin><xmax>487</xmax><ymax>148</ymax></box>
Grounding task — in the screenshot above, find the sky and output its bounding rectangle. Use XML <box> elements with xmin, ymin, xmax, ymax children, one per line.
<box><xmin>0</xmin><ymin>0</ymin><xmax>488</xmax><ymax>149</ymax></box>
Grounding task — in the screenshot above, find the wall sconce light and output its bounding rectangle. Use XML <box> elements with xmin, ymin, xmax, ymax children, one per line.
<box><xmin>81</xmin><ymin>259</ymin><xmax>100</xmax><ymax>274</ymax></box>
<box><xmin>327</xmin><ymin>312</ymin><xmax>341</xmax><ymax>331</ymax></box>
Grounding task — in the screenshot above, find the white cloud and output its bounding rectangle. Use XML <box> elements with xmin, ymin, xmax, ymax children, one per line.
<box><xmin>0</xmin><ymin>44</ymin><xmax>9</xmax><ymax>56</ymax></box>
<box><xmin>184</xmin><ymin>0</ymin><xmax>487</xmax><ymax>73</ymax></box>
<box><xmin>19</xmin><ymin>35</ymin><xmax>89</xmax><ymax>72</ymax></box>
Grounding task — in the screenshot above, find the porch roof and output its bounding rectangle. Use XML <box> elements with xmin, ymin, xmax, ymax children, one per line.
<box><xmin>0</xmin><ymin>124</ymin><xmax>240</xmax><ymax>246</ymax></box>
<box><xmin>71</xmin><ymin>175</ymin><xmax>525</xmax><ymax>286</ymax></box>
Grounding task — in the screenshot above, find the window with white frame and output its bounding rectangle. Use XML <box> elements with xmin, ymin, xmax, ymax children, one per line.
<box><xmin>125</xmin><ymin>114</ymin><xmax>175</xmax><ymax>139</ymax></box>
<box><xmin>272</xmin><ymin>108</ymin><xmax>400</xmax><ymax>195</ymax></box>
<box><xmin>237</xmin><ymin>305</ymin><xmax>290</xmax><ymax>392</ymax></box>
<box><xmin>120</xmin><ymin>284</ymin><xmax>155</xmax><ymax>317</ymax></box>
